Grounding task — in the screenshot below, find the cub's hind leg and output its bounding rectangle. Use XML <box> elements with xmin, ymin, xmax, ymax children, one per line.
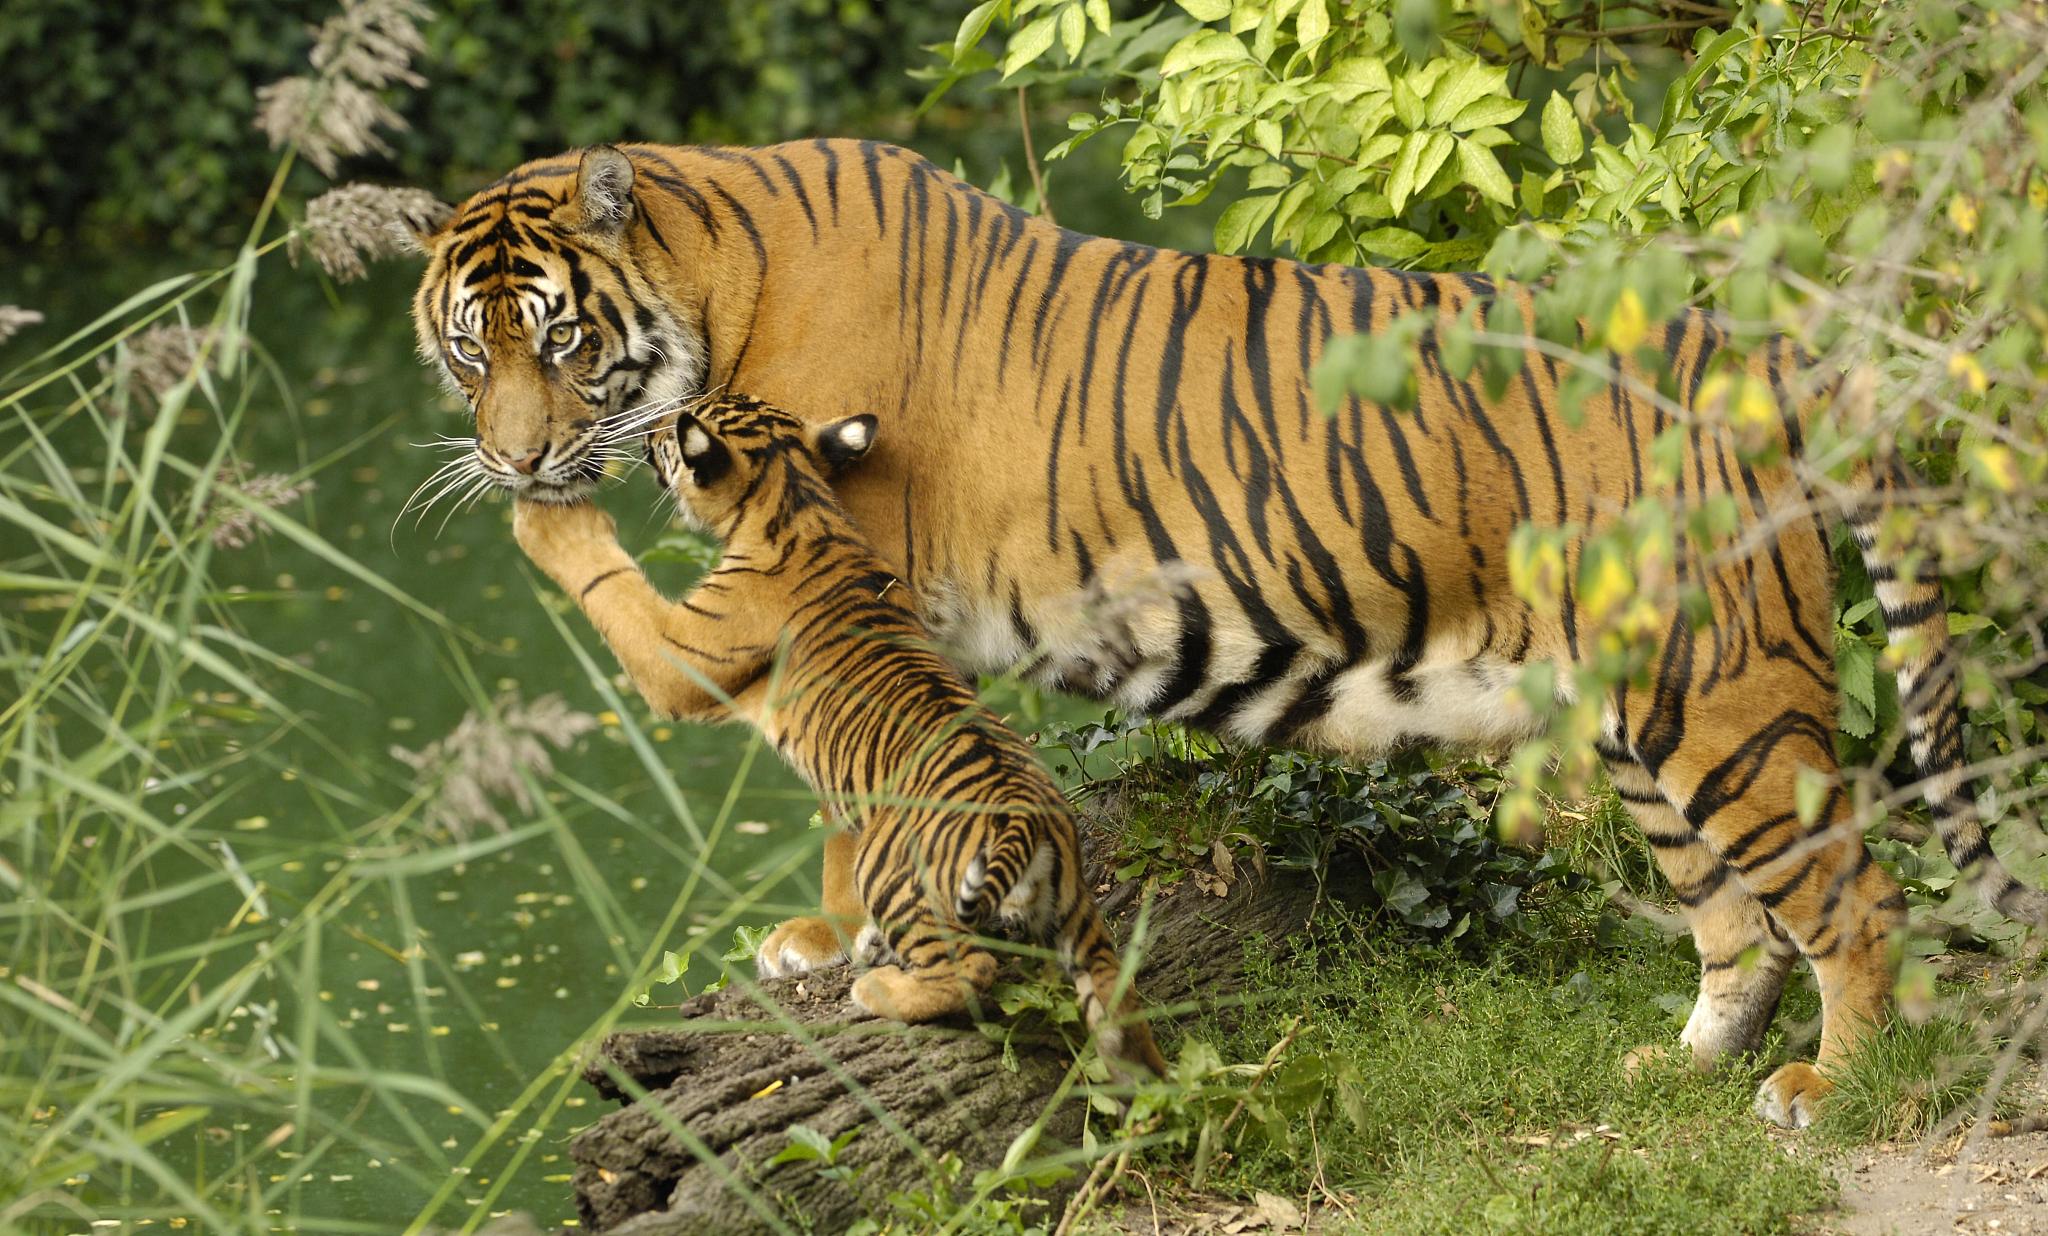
<box><xmin>1634</xmin><ymin>676</ymin><xmax>1907</xmax><ymax>1129</ymax></box>
<box><xmin>1603</xmin><ymin>748</ymin><xmax>1797</xmax><ymax>1068</ymax></box>
<box><xmin>758</xmin><ymin>825</ymin><xmax>865</xmax><ymax>978</ymax></box>
<box><xmin>849</xmin><ymin>913</ymin><xmax>999</xmax><ymax>1023</ymax></box>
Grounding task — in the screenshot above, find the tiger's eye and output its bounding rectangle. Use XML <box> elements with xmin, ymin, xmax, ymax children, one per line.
<box><xmin>452</xmin><ymin>336</ymin><xmax>484</xmax><ymax>360</ymax></box>
<box><xmin>547</xmin><ymin>322</ymin><xmax>576</xmax><ymax>347</ymax></box>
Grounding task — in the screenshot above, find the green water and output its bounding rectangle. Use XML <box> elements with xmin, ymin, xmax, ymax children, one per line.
<box><xmin>9</xmin><ymin>136</ymin><xmax>1214</xmax><ymax>1230</ymax></box>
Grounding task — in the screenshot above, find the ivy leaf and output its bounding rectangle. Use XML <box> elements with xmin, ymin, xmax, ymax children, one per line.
<box><xmin>1541</xmin><ymin>91</ymin><xmax>1584</xmax><ymax>165</ymax></box>
<box><xmin>1003</xmin><ymin>13</ymin><xmax>1060</xmax><ymax>78</ymax></box>
<box><xmin>1457</xmin><ymin>137</ymin><xmax>1515</xmax><ymax>205</ymax></box>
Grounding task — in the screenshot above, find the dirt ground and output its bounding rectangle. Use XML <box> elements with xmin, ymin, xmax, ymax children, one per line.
<box><xmin>1818</xmin><ymin>1063</ymin><xmax>2048</xmax><ymax>1236</ymax></box>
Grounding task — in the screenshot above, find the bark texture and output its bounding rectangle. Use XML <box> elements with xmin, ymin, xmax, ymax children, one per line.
<box><xmin>570</xmin><ymin>827</ymin><xmax>1367</xmax><ymax>1234</ymax></box>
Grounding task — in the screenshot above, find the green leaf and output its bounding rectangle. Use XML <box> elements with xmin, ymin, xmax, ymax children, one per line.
<box><xmin>952</xmin><ymin>0</ymin><xmax>1002</xmax><ymax>59</ymax></box>
<box><xmin>1838</xmin><ymin>634</ymin><xmax>1878</xmax><ymax>718</ymax></box>
<box><xmin>1457</xmin><ymin>138</ymin><xmax>1515</xmax><ymax>205</ymax></box>
<box><xmin>1215</xmin><ymin>192</ymin><xmax>1281</xmax><ymax>253</ymax></box>
<box><xmin>1161</xmin><ymin>29</ymin><xmax>1250</xmax><ymax>76</ymax></box>
<box><xmin>1059</xmin><ymin>2</ymin><xmax>1086</xmax><ymax>59</ymax></box>
<box><xmin>1391</xmin><ymin>77</ymin><xmax>1425</xmax><ymax>130</ymax></box>
<box><xmin>1425</xmin><ymin>59</ymin><xmax>1505</xmax><ymax>127</ymax></box>
<box><xmin>1794</xmin><ymin>765</ymin><xmax>1831</xmax><ymax>827</ymax></box>
<box><xmin>1086</xmin><ymin>0</ymin><xmax>1112</xmax><ymax>33</ymax></box>
<box><xmin>1178</xmin><ymin>0</ymin><xmax>1231</xmax><ymax>20</ymax></box>
<box><xmin>1541</xmin><ymin>91</ymin><xmax>1584</xmax><ymax>165</ymax></box>
<box><xmin>1449</xmin><ymin>95</ymin><xmax>1527</xmax><ymax>132</ymax></box>
<box><xmin>1003</xmin><ymin>13</ymin><xmax>1059</xmax><ymax>77</ymax></box>
<box><xmin>1387</xmin><ymin>132</ymin><xmax>1426</xmax><ymax>214</ymax></box>
<box><xmin>1296</xmin><ymin>0</ymin><xmax>1330</xmax><ymax>51</ymax></box>
<box><xmin>1358</xmin><ymin>227</ymin><xmax>1428</xmax><ymax>260</ymax></box>
<box><xmin>1253</xmin><ymin>117</ymin><xmax>1284</xmax><ymax>159</ymax></box>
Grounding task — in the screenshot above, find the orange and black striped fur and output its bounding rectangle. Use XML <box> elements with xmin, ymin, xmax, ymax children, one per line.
<box><xmin>415</xmin><ymin>141</ymin><xmax>2046</xmax><ymax>1127</ymax></box>
<box><xmin>511</xmin><ymin>394</ymin><xmax>1166</xmax><ymax>1080</ymax></box>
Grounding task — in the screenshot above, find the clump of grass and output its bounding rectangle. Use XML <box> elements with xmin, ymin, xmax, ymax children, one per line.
<box><xmin>1817</xmin><ymin>1015</ymin><xmax>2001</xmax><ymax>1143</ymax></box>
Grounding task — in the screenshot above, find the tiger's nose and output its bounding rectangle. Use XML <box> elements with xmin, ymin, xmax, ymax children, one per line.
<box><xmin>510</xmin><ymin>449</ymin><xmax>548</xmax><ymax>475</ymax></box>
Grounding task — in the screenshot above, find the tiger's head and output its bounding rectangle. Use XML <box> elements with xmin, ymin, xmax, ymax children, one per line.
<box><xmin>648</xmin><ymin>395</ymin><xmax>876</xmax><ymax>536</ymax></box>
<box><xmin>409</xmin><ymin>146</ymin><xmax>705</xmax><ymax>504</ymax></box>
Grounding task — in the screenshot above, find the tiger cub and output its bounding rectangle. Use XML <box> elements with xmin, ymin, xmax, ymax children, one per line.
<box><xmin>512</xmin><ymin>394</ymin><xmax>1166</xmax><ymax>1079</ymax></box>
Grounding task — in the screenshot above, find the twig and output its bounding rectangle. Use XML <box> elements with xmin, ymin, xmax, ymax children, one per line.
<box><xmin>1018</xmin><ymin>87</ymin><xmax>1057</xmax><ymax>227</ymax></box>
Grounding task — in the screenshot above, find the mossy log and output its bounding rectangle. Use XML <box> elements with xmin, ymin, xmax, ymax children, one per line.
<box><xmin>568</xmin><ymin>821</ymin><xmax>1368</xmax><ymax>1235</ymax></box>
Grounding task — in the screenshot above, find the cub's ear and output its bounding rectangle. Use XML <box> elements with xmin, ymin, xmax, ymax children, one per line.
<box><xmin>674</xmin><ymin>414</ymin><xmax>732</xmax><ymax>487</ymax></box>
<box><xmin>814</xmin><ymin>414</ymin><xmax>878</xmax><ymax>474</ymax></box>
<box><xmin>566</xmin><ymin>145</ymin><xmax>636</xmax><ymax>237</ymax></box>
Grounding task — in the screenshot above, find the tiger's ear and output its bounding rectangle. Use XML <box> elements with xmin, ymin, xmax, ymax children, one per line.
<box><xmin>567</xmin><ymin>145</ymin><xmax>636</xmax><ymax>237</ymax></box>
<box><xmin>674</xmin><ymin>414</ymin><xmax>732</xmax><ymax>487</ymax></box>
<box><xmin>394</xmin><ymin>193</ymin><xmax>455</xmax><ymax>256</ymax></box>
<box><xmin>814</xmin><ymin>414</ymin><xmax>878</xmax><ymax>474</ymax></box>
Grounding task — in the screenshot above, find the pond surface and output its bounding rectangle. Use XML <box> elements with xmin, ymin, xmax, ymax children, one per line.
<box><xmin>13</xmin><ymin>137</ymin><xmax>1209</xmax><ymax>1231</ymax></box>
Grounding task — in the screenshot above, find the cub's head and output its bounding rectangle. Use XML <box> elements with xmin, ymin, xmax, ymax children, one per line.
<box><xmin>649</xmin><ymin>395</ymin><xmax>876</xmax><ymax>534</ymax></box>
<box><xmin>409</xmin><ymin>145</ymin><xmax>703</xmax><ymax>504</ymax></box>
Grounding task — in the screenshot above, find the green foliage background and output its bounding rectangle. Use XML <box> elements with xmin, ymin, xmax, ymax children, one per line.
<box><xmin>0</xmin><ymin>0</ymin><xmax>949</xmax><ymax>248</ymax></box>
<box><xmin>948</xmin><ymin>0</ymin><xmax>2048</xmax><ymax>919</ymax></box>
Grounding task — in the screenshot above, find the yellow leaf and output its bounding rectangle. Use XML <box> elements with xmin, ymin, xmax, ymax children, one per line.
<box><xmin>1606</xmin><ymin>287</ymin><xmax>1647</xmax><ymax>352</ymax></box>
<box><xmin>1578</xmin><ymin>549</ymin><xmax>1633</xmax><ymax>626</ymax></box>
<box><xmin>1969</xmin><ymin>443</ymin><xmax>2018</xmax><ymax>492</ymax></box>
<box><xmin>1947</xmin><ymin>194</ymin><xmax>1979</xmax><ymax>235</ymax></box>
<box><xmin>1947</xmin><ymin>351</ymin><xmax>1989</xmax><ymax>394</ymax></box>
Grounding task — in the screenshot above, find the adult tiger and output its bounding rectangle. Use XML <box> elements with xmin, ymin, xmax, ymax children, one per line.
<box><xmin>408</xmin><ymin>139</ymin><xmax>2046</xmax><ymax>1129</ymax></box>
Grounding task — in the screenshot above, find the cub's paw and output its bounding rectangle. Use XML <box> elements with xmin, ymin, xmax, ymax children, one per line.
<box><xmin>851</xmin><ymin>966</ymin><xmax>967</xmax><ymax>1023</ymax></box>
<box><xmin>511</xmin><ymin>497</ymin><xmax>618</xmax><ymax>564</ymax></box>
<box><xmin>1754</xmin><ymin>1062</ymin><xmax>1831</xmax><ymax>1129</ymax></box>
<box><xmin>851</xmin><ymin>923</ymin><xmax>889</xmax><ymax>968</ymax></box>
<box><xmin>755</xmin><ymin>916</ymin><xmax>850</xmax><ymax>979</ymax></box>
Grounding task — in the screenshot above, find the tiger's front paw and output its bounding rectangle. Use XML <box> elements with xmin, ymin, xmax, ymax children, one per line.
<box><xmin>1754</xmin><ymin>1061</ymin><xmax>1831</xmax><ymax>1129</ymax></box>
<box><xmin>756</xmin><ymin>916</ymin><xmax>852</xmax><ymax>979</ymax></box>
<box><xmin>512</xmin><ymin>496</ymin><xmax>619</xmax><ymax>570</ymax></box>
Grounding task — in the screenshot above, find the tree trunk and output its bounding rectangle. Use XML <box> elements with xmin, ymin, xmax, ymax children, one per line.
<box><xmin>569</xmin><ymin>816</ymin><xmax>1367</xmax><ymax>1235</ymax></box>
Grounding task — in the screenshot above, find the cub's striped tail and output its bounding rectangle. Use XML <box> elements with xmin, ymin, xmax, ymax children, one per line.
<box><xmin>954</xmin><ymin>818</ymin><xmax>1166</xmax><ymax>1081</ymax></box>
<box><xmin>1853</xmin><ymin>455</ymin><xmax>2048</xmax><ymax>927</ymax></box>
<box><xmin>1066</xmin><ymin>905</ymin><xmax>1169</xmax><ymax>1083</ymax></box>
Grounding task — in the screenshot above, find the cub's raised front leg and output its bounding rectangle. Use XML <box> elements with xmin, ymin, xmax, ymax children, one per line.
<box><xmin>511</xmin><ymin>498</ymin><xmax>770</xmax><ymax>723</ymax></box>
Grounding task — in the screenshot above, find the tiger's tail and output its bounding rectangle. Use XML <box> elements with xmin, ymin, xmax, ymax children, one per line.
<box><xmin>1845</xmin><ymin>375</ymin><xmax>2048</xmax><ymax>925</ymax></box>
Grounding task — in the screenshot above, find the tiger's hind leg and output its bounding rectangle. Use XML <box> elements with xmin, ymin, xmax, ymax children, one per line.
<box><xmin>1603</xmin><ymin>749</ymin><xmax>1798</xmax><ymax>1068</ymax></box>
<box><xmin>1634</xmin><ymin>676</ymin><xmax>1907</xmax><ymax>1129</ymax></box>
<box><xmin>849</xmin><ymin>914</ymin><xmax>999</xmax><ymax>1023</ymax></box>
<box><xmin>758</xmin><ymin>826</ymin><xmax>864</xmax><ymax>978</ymax></box>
